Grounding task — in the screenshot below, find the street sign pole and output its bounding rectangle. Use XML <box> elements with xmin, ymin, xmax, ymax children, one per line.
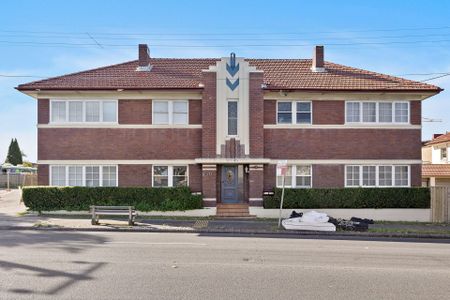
<box><xmin>277</xmin><ymin>160</ymin><xmax>288</xmax><ymax>228</ymax></box>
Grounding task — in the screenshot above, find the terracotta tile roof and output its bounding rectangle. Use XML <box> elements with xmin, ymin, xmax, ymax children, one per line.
<box><xmin>422</xmin><ymin>164</ymin><xmax>450</xmax><ymax>177</ymax></box>
<box><xmin>16</xmin><ymin>58</ymin><xmax>442</xmax><ymax>92</ymax></box>
<box><xmin>425</xmin><ymin>132</ymin><xmax>450</xmax><ymax>146</ymax></box>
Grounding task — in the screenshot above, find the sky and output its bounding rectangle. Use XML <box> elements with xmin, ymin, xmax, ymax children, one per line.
<box><xmin>1</xmin><ymin>0</ymin><xmax>449</xmax><ymax>163</ymax></box>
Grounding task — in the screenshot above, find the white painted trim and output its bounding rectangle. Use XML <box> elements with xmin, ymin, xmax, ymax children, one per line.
<box><xmin>268</xmin><ymin>159</ymin><xmax>421</xmax><ymax>165</ymax></box>
<box><xmin>30</xmin><ymin>91</ymin><xmax>203</xmax><ymax>100</ymax></box>
<box><xmin>264</xmin><ymin>124</ymin><xmax>420</xmax><ymax>129</ymax></box>
<box><xmin>195</xmin><ymin>158</ymin><xmax>271</xmax><ymax>164</ymax></box>
<box><xmin>38</xmin><ymin>124</ymin><xmax>202</xmax><ymax>129</ymax></box>
<box><xmin>276</xmin><ymin>164</ymin><xmax>312</xmax><ymax>188</ymax></box>
<box><xmin>40</xmin><ymin>160</ymin><xmax>196</xmax><ymax>165</ymax></box>
<box><xmin>49</xmin><ymin>164</ymin><xmax>118</xmax><ymax>187</ymax></box>
<box><xmin>263</xmin><ymin>92</ymin><xmax>434</xmax><ymax>101</ymax></box>
<box><xmin>152</xmin><ymin>100</ymin><xmax>189</xmax><ymax>125</ymax></box>
<box><xmin>344</xmin><ymin>100</ymin><xmax>410</xmax><ymax>125</ymax></box>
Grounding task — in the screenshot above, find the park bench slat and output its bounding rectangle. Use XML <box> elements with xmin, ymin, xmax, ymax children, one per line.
<box><xmin>90</xmin><ymin>205</ymin><xmax>136</xmax><ymax>226</ymax></box>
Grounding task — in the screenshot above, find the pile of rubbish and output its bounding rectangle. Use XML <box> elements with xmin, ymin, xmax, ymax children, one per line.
<box><xmin>282</xmin><ymin>211</ymin><xmax>374</xmax><ymax>232</ymax></box>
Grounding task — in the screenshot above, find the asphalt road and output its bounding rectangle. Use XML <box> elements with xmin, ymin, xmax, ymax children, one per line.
<box><xmin>0</xmin><ymin>231</ymin><xmax>450</xmax><ymax>299</ymax></box>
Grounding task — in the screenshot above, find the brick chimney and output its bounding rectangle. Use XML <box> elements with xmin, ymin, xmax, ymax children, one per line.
<box><xmin>136</xmin><ymin>44</ymin><xmax>152</xmax><ymax>71</ymax></box>
<box><xmin>311</xmin><ymin>45</ymin><xmax>325</xmax><ymax>72</ymax></box>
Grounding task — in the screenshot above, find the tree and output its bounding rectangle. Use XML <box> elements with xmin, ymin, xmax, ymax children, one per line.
<box><xmin>5</xmin><ymin>138</ymin><xmax>23</xmax><ymax>166</ymax></box>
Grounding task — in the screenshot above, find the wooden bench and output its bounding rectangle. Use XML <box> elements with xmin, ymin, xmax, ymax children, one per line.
<box><xmin>90</xmin><ymin>206</ymin><xmax>137</xmax><ymax>226</ymax></box>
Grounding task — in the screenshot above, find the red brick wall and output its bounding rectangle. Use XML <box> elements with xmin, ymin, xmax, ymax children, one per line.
<box><xmin>118</xmin><ymin>164</ymin><xmax>152</xmax><ymax>186</ymax></box>
<box><xmin>189</xmin><ymin>164</ymin><xmax>202</xmax><ymax>192</ymax></box>
<box><xmin>410</xmin><ymin>101</ymin><xmax>421</xmax><ymax>125</ymax></box>
<box><xmin>119</xmin><ymin>100</ymin><xmax>152</xmax><ymax>124</ymax></box>
<box><xmin>264</xmin><ymin>164</ymin><xmax>276</xmax><ymax>191</ymax></box>
<box><xmin>38</xmin><ymin>128</ymin><xmax>201</xmax><ymax>160</ymax></box>
<box><xmin>189</xmin><ymin>100</ymin><xmax>202</xmax><ymax>124</ymax></box>
<box><xmin>264</xmin><ymin>129</ymin><xmax>421</xmax><ymax>159</ymax></box>
<box><xmin>264</xmin><ymin>100</ymin><xmax>276</xmax><ymax>124</ymax></box>
<box><xmin>201</xmin><ymin>166</ymin><xmax>217</xmax><ymax>206</ymax></box>
<box><xmin>249</xmin><ymin>73</ymin><xmax>264</xmax><ymax>157</ymax></box>
<box><xmin>38</xmin><ymin>164</ymin><xmax>49</xmax><ymax>185</ymax></box>
<box><xmin>313</xmin><ymin>101</ymin><xmax>345</xmax><ymax>124</ymax></box>
<box><xmin>410</xmin><ymin>164</ymin><xmax>421</xmax><ymax>186</ymax></box>
<box><xmin>201</xmin><ymin>72</ymin><xmax>217</xmax><ymax>158</ymax></box>
<box><xmin>312</xmin><ymin>164</ymin><xmax>345</xmax><ymax>187</ymax></box>
<box><xmin>249</xmin><ymin>166</ymin><xmax>264</xmax><ymax>205</ymax></box>
<box><xmin>38</xmin><ymin>99</ymin><xmax>49</xmax><ymax>124</ymax></box>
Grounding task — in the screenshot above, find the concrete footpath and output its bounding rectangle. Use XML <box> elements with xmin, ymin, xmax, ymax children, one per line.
<box><xmin>2</xmin><ymin>189</ymin><xmax>450</xmax><ymax>241</ymax></box>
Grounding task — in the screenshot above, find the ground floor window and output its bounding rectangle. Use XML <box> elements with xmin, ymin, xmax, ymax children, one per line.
<box><xmin>50</xmin><ymin>165</ymin><xmax>117</xmax><ymax>187</ymax></box>
<box><xmin>276</xmin><ymin>165</ymin><xmax>312</xmax><ymax>188</ymax></box>
<box><xmin>345</xmin><ymin>165</ymin><xmax>410</xmax><ymax>187</ymax></box>
<box><xmin>152</xmin><ymin>165</ymin><xmax>188</xmax><ymax>187</ymax></box>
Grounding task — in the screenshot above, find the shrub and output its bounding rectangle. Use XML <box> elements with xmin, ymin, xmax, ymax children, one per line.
<box><xmin>263</xmin><ymin>188</ymin><xmax>430</xmax><ymax>209</ymax></box>
<box><xmin>22</xmin><ymin>186</ymin><xmax>203</xmax><ymax>212</ymax></box>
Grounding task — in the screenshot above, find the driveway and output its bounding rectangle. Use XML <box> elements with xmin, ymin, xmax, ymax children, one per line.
<box><xmin>0</xmin><ymin>189</ymin><xmax>41</xmax><ymax>227</ymax></box>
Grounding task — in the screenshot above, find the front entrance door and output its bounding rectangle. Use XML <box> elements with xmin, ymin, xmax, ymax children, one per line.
<box><xmin>221</xmin><ymin>165</ymin><xmax>239</xmax><ymax>203</ymax></box>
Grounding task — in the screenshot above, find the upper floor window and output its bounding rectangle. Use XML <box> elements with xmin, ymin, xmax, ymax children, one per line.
<box><xmin>227</xmin><ymin>100</ymin><xmax>238</xmax><ymax>136</ymax></box>
<box><xmin>441</xmin><ymin>147</ymin><xmax>447</xmax><ymax>161</ymax></box>
<box><xmin>277</xmin><ymin>101</ymin><xmax>312</xmax><ymax>125</ymax></box>
<box><xmin>152</xmin><ymin>100</ymin><xmax>188</xmax><ymax>125</ymax></box>
<box><xmin>50</xmin><ymin>100</ymin><xmax>117</xmax><ymax>123</ymax></box>
<box><xmin>346</xmin><ymin>101</ymin><xmax>409</xmax><ymax>124</ymax></box>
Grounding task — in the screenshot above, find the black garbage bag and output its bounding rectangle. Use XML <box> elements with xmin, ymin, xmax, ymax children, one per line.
<box><xmin>350</xmin><ymin>217</ymin><xmax>374</xmax><ymax>224</ymax></box>
<box><xmin>289</xmin><ymin>211</ymin><xmax>303</xmax><ymax>218</ymax></box>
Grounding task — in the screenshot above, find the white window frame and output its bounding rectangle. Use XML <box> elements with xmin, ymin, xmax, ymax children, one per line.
<box><xmin>152</xmin><ymin>165</ymin><xmax>189</xmax><ymax>187</ymax></box>
<box><xmin>344</xmin><ymin>165</ymin><xmax>410</xmax><ymax>187</ymax></box>
<box><xmin>49</xmin><ymin>165</ymin><xmax>118</xmax><ymax>187</ymax></box>
<box><xmin>152</xmin><ymin>100</ymin><xmax>189</xmax><ymax>125</ymax></box>
<box><xmin>49</xmin><ymin>99</ymin><xmax>118</xmax><ymax>124</ymax></box>
<box><xmin>276</xmin><ymin>165</ymin><xmax>312</xmax><ymax>188</ymax></box>
<box><xmin>345</xmin><ymin>101</ymin><xmax>410</xmax><ymax>124</ymax></box>
<box><xmin>276</xmin><ymin>101</ymin><xmax>312</xmax><ymax>125</ymax></box>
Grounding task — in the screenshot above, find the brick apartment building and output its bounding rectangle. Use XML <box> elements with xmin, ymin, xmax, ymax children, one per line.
<box><xmin>17</xmin><ymin>44</ymin><xmax>442</xmax><ymax>207</ymax></box>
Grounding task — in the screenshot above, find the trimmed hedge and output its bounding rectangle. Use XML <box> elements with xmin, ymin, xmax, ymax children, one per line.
<box><xmin>22</xmin><ymin>186</ymin><xmax>203</xmax><ymax>212</ymax></box>
<box><xmin>263</xmin><ymin>188</ymin><xmax>430</xmax><ymax>209</ymax></box>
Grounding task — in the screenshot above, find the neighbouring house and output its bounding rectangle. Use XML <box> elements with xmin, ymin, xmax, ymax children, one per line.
<box><xmin>16</xmin><ymin>44</ymin><xmax>442</xmax><ymax>211</ymax></box>
<box><xmin>422</xmin><ymin>132</ymin><xmax>450</xmax><ymax>187</ymax></box>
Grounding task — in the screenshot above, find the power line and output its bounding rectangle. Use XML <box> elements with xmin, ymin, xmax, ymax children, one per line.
<box><xmin>1</xmin><ymin>25</ymin><xmax>450</xmax><ymax>36</ymax></box>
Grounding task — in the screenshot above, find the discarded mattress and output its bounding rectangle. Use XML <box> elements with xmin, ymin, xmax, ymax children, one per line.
<box><xmin>282</xmin><ymin>211</ymin><xmax>336</xmax><ymax>232</ymax></box>
<box><xmin>282</xmin><ymin>217</ymin><xmax>336</xmax><ymax>231</ymax></box>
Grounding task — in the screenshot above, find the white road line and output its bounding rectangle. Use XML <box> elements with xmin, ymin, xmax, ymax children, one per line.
<box><xmin>104</xmin><ymin>242</ymin><xmax>207</xmax><ymax>246</ymax></box>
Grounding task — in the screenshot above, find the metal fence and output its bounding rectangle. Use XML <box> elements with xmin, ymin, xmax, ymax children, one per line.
<box><xmin>430</xmin><ymin>186</ymin><xmax>450</xmax><ymax>223</ymax></box>
<box><xmin>0</xmin><ymin>174</ymin><xmax>38</xmax><ymax>188</ymax></box>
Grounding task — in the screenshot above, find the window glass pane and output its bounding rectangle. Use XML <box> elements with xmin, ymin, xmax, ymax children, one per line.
<box><xmin>346</xmin><ymin>102</ymin><xmax>360</xmax><ymax>122</ymax></box>
<box><xmin>68</xmin><ymin>166</ymin><xmax>83</xmax><ymax>186</ymax></box>
<box><xmin>362</xmin><ymin>103</ymin><xmax>376</xmax><ymax>122</ymax></box>
<box><xmin>277</xmin><ymin>166</ymin><xmax>292</xmax><ymax>187</ymax></box>
<box><xmin>153</xmin><ymin>166</ymin><xmax>169</xmax><ymax>187</ymax></box>
<box><xmin>441</xmin><ymin>148</ymin><xmax>448</xmax><ymax>160</ymax></box>
<box><xmin>362</xmin><ymin>166</ymin><xmax>376</xmax><ymax>186</ymax></box>
<box><xmin>296</xmin><ymin>113</ymin><xmax>311</xmax><ymax>124</ymax></box>
<box><xmin>395</xmin><ymin>102</ymin><xmax>409</xmax><ymax>123</ymax></box>
<box><xmin>228</xmin><ymin>101</ymin><xmax>238</xmax><ymax>135</ymax></box>
<box><xmin>68</xmin><ymin>102</ymin><xmax>83</xmax><ymax>122</ymax></box>
<box><xmin>296</xmin><ymin>166</ymin><xmax>311</xmax><ymax>187</ymax></box>
<box><xmin>103</xmin><ymin>101</ymin><xmax>117</xmax><ymax>122</ymax></box>
<box><xmin>85</xmin><ymin>166</ymin><xmax>100</xmax><ymax>187</ymax></box>
<box><xmin>297</xmin><ymin>102</ymin><xmax>311</xmax><ymax>112</ymax></box>
<box><xmin>378</xmin><ymin>166</ymin><xmax>392</xmax><ymax>186</ymax></box>
<box><xmin>394</xmin><ymin>166</ymin><xmax>409</xmax><ymax>186</ymax></box>
<box><xmin>102</xmin><ymin>166</ymin><xmax>117</xmax><ymax>187</ymax></box>
<box><xmin>85</xmin><ymin>102</ymin><xmax>100</xmax><ymax>122</ymax></box>
<box><xmin>153</xmin><ymin>101</ymin><xmax>169</xmax><ymax>124</ymax></box>
<box><xmin>173</xmin><ymin>102</ymin><xmax>188</xmax><ymax>125</ymax></box>
<box><xmin>346</xmin><ymin>166</ymin><xmax>360</xmax><ymax>186</ymax></box>
<box><xmin>51</xmin><ymin>166</ymin><xmax>66</xmax><ymax>186</ymax></box>
<box><xmin>277</xmin><ymin>102</ymin><xmax>292</xmax><ymax>124</ymax></box>
<box><xmin>378</xmin><ymin>103</ymin><xmax>392</xmax><ymax>123</ymax></box>
<box><xmin>173</xmin><ymin>166</ymin><xmax>188</xmax><ymax>187</ymax></box>
<box><xmin>51</xmin><ymin>101</ymin><xmax>66</xmax><ymax>122</ymax></box>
